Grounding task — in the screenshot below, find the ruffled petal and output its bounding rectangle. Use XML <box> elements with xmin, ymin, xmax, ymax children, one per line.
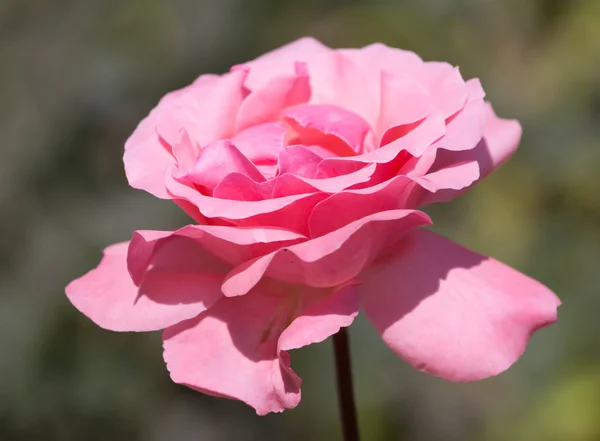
<box><xmin>359</xmin><ymin>229</ymin><xmax>560</xmax><ymax>381</ymax></box>
<box><xmin>163</xmin><ymin>282</ymin><xmax>358</xmax><ymax>415</ymax></box>
<box><xmin>283</xmin><ymin>104</ymin><xmax>375</xmax><ymax>155</ymax></box>
<box><xmin>128</xmin><ymin>225</ymin><xmax>305</xmax><ymax>281</ymax></box>
<box><xmin>66</xmin><ymin>240</ymin><xmax>225</xmax><ymax>333</ymax></box>
<box><xmin>418</xmin><ymin>102</ymin><xmax>522</xmax><ymax>205</ymax></box>
<box><xmin>222</xmin><ymin>209</ymin><xmax>431</xmax><ymax>297</ymax></box>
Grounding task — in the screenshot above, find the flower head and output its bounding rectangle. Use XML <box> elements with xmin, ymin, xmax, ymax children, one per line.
<box><xmin>66</xmin><ymin>38</ymin><xmax>560</xmax><ymax>414</ymax></box>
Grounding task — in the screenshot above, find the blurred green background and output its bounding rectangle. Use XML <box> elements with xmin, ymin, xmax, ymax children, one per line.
<box><xmin>1</xmin><ymin>0</ymin><xmax>599</xmax><ymax>440</ymax></box>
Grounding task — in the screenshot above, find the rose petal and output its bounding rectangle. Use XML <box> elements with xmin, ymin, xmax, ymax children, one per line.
<box><xmin>222</xmin><ymin>209</ymin><xmax>431</xmax><ymax>297</ymax></box>
<box><xmin>242</xmin><ymin>37</ymin><xmax>332</xmax><ymax>91</ymax></box>
<box><xmin>359</xmin><ymin>229</ymin><xmax>560</xmax><ymax>381</ymax></box>
<box><xmin>232</xmin><ymin>122</ymin><xmax>287</xmax><ymax>165</ymax></box>
<box><xmin>66</xmin><ymin>240</ymin><xmax>225</xmax><ymax>333</ymax></box>
<box><xmin>421</xmin><ymin>62</ymin><xmax>469</xmax><ymax>119</ymax></box>
<box><xmin>236</xmin><ymin>63</ymin><xmax>310</xmax><ymax>132</ymax></box>
<box><xmin>128</xmin><ymin>225</ymin><xmax>305</xmax><ymax>282</ymax></box>
<box><xmin>308</xmin><ymin>51</ymin><xmax>379</xmax><ymax>127</ymax></box>
<box><xmin>167</xmin><ymin>166</ymin><xmax>327</xmax><ymax>234</ymax></box>
<box><xmin>418</xmin><ymin>102</ymin><xmax>522</xmax><ymax>205</ymax></box>
<box><xmin>163</xmin><ymin>282</ymin><xmax>359</xmax><ymax>415</ymax></box>
<box><xmin>283</xmin><ymin>104</ymin><xmax>376</xmax><ymax>155</ymax></box>
<box><xmin>186</xmin><ymin>140</ymin><xmax>265</xmax><ymax>192</ymax></box>
<box><xmin>377</xmin><ymin>73</ymin><xmax>433</xmax><ymax>139</ymax></box>
<box><xmin>124</xmin><ymin>71</ymin><xmax>247</xmax><ymax>198</ymax></box>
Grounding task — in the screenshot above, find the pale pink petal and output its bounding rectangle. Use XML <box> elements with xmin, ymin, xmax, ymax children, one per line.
<box><xmin>65</xmin><ymin>240</ymin><xmax>225</xmax><ymax>333</ymax></box>
<box><xmin>242</xmin><ymin>37</ymin><xmax>332</xmax><ymax>91</ymax></box>
<box><xmin>279</xmin><ymin>284</ymin><xmax>360</xmax><ymax>351</ymax></box>
<box><xmin>163</xmin><ymin>282</ymin><xmax>358</xmax><ymax>415</ymax></box>
<box><xmin>284</xmin><ymin>104</ymin><xmax>375</xmax><ymax>156</ymax></box>
<box><xmin>232</xmin><ymin>122</ymin><xmax>287</xmax><ymax>165</ymax></box>
<box><xmin>160</xmin><ymin>70</ymin><xmax>248</xmax><ymax>147</ymax></box>
<box><xmin>222</xmin><ymin>209</ymin><xmax>431</xmax><ymax>297</ymax></box>
<box><xmin>123</xmin><ymin>130</ymin><xmax>174</xmax><ymax>199</ymax></box>
<box><xmin>308</xmin><ymin>51</ymin><xmax>379</xmax><ymax>126</ymax></box>
<box><xmin>477</xmin><ymin>103</ymin><xmax>522</xmax><ymax>175</ymax></box>
<box><xmin>377</xmin><ymin>73</ymin><xmax>432</xmax><ymax>139</ymax></box>
<box><xmin>171</xmin><ymin>131</ymin><xmax>200</xmax><ymax>172</ymax></box>
<box><xmin>236</xmin><ymin>63</ymin><xmax>310</xmax><ymax>131</ymax></box>
<box><xmin>418</xmin><ymin>102</ymin><xmax>522</xmax><ymax>205</ymax></box>
<box><xmin>340</xmin><ymin>43</ymin><xmax>423</xmax><ymax>78</ymax></box>
<box><xmin>421</xmin><ymin>62</ymin><xmax>469</xmax><ymax>118</ymax></box>
<box><xmin>123</xmin><ymin>71</ymin><xmax>246</xmax><ymax>198</ymax></box>
<box><xmin>186</xmin><ymin>140</ymin><xmax>265</xmax><ymax>192</ymax></box>
<box><xmin>431</xmin><ymin>96</ymin><xmax>486</xmax><ymax>152</ymax></box>
<box><xmin>359</xmin><ymin>229</ymin><xmax>560</xmax><ymax>381</ymax></box>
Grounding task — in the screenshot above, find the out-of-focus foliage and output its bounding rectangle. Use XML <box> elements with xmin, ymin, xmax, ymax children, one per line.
<box><xmin>1</xmin><ymin>0</ymin><xmax>598</xmax><ymax>440</ymax></box>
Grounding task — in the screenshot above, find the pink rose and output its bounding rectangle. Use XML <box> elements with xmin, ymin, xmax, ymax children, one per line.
<box><xmin>66</xmin><ymin>38</ymin><xmax>560</xmax><ymax>415</ymax></box>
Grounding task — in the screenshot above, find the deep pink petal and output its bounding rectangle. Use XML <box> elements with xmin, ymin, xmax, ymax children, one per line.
<box><xmin>359</xmin><ymin>229</ymin><xmax>560</xmax><ymax>381</ymax></box>
<box><xmin>167</xmin><ymin>166</ymin><xmax>327</xmax><ymax>234</ymax></box>
<box><xmin>318</xmin><ymin>111</ymin><xmax>446</xmax><ymax>172</ymax></box>
<box><xmin>186</xmin><ymin>140</ymin><xmax>265</xmax><ymax>192</ymax></box>
<box><xmin>284</xmin><ymin>104</ymin><xmax>375</xmax><ymax>156</ymax></box>
<box><xmin>163</xmin><ymin>282</ymin><xmax>358</xmax><ymax>415</ymax></box>
<box><xmin>277</xmin><ymin>145</ymin><xmax>323</xmax><ymax>178</ymax></box>
<box><xmin>222</xmin><ymin>209</ymin><xmax>431</xmax><ymax>297</ymax></box>
<box><xmin>66</xmin><ymin>241</ymin><xmax>225</xmax><ymax>332</ymax></box>
<box><xmin>213</xmin><ymin>173</ymin><xmax>271</xmax><ymax>201</ymax></box>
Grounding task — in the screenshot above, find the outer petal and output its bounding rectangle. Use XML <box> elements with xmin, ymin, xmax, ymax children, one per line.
<box><xmin>163</xmin><ymin>283</ymin><xmax>359</xmax><ymax>415</ymax></box>
<box><xmin>124</xmin><ymin>71</ymin><xmax>247</xmax><ymax>198</ymax></box>
<box><xmin>242</xmin><ymin>37</ymin><xmax>332</xmax><ymax>91</ymax></box>
<box><xmin>308</xmin><ymin>51</ymin><xmax>379</xmax><ymax>127</ymax></box>
<box><xmin>359</xmin><ymin>229</ymin><xmax>560</xmax><ymax>381</ymax></box>
<box><xmin>222</xmin><ymin>209</ymin><xmax>431</xmax><ymax>297</ymax></box>
<box><xmin>236</xmin><ymin>63</ymin><xmax>310</xmax><ymax>131</ymax></box>
<box><xmin>419</xmin><ymin>102</ymin><xmax>522</xmax><ymax>205</ymax></box>
<box><xmin>65</xmin><ymin>240</ymin><xmax>225</xmax><ymax>332</ymax></box>
<box><xmin>128</xmin><ymin>225</ymin><xmax>305</xmax><ymax>280</ymax></box>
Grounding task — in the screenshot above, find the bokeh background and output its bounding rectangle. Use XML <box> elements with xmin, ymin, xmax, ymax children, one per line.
<box><xmin>1</xmin><ymin>0</ymin><xmax>599</xmax><ymax>440</ymax></box>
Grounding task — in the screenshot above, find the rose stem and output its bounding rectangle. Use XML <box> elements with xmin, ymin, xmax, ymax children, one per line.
<box><xmin>333</xmin><ymin>327</ymin><xmax>360</xmax><ymax>441</ymax></box>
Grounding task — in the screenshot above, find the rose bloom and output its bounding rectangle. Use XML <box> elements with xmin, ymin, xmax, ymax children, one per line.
<box><xmin>66</xmin><ymin>38</ymin><xmax>560</xmax><ymax>415</ymax></box>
